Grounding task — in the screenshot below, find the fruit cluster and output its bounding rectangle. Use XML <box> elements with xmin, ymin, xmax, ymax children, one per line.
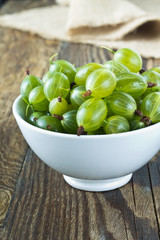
<box><xmin>20</xmin><ymin>48</ymin><xmax>160</xmax><ymax>136</ymax></box>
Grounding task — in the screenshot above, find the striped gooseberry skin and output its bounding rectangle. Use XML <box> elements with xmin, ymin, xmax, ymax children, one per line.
<box><xmin>116</xmin><ymin>72</ymin><xmax>147</xmax><ymax>99</ymax></box>
<box><xmin>42</xmin><ymin>71</ymin><xmax>54</xmax><ymax>84</ymax></box>
<box><xmin>76</xmin><ymin>98</ymin><xmax>107</xmax><ymax>132</ymax></box>
<box><xmin>75</xmin><ymin>62</ymin><xmax>105</xmax><ymax>86</ymax></box>
<box><xmin>36</xmin><ymin>115</ymin><xmax>63</xmax><ymax>132</ymax></box>
<box><xmin>140</xmin><ymin>92</ymin><xmax>160</xmax><ymax>123</ymax></box>
<box><xmin>28</xmin><ymin>86</ymin><xmax>49</xmax><ymax>111</ymax></box>
<box><xmin>49</xmin><ymin>97</ymin><xmax>68</xmax><ymax>116</ymax></box>
<box><xmin>106</xmin><ymin>91</ymin><xmax>137</xmax><ymax>119</ymax></box>
<box><xmin>151</xmin><ymin>67</ymin><xmax>160</xmax><ymax>74</ymax></box>
<box><xmin>129</xmin><ymin>115</ymin><xmax>146</xmax><ymax>130</ymax></box>
<box><xmin>103</xmin><ymin>115</ymin><xmax>130</xmax><ymax>134</ymax></box>
<box><xmin>20</xmin><ymin>75</ymin><xmax>42</xmax><ymax>102</ymax></box>
<box><xmin>44</xmin><ymin>72</ymin><xmax>70</xmax><ymax>101</ymax></box>
<box><xmin>85</xmin><ymin>69</ymin><xmax>116</xmax><ymax>98</ymax></box>
<box><xmin>28</xmin><ymin>112</ymin><xmax>46</xmax><ymax>126</ymax></box>
<box><xmin>49</xmin><ymin>59</ymin><xmax>76</xmax><ymax>84</ymax></box>
<box><xmin>114</xmin><ymin>48</ymin><xmax>142</xmax><ymax>73</ymax></box>
<box><xmin>141</xmin><ymin>70</ymin><xmax>160</xmax><ymax>97</ymax></box>
<box><xmin>61</xmin><ymin>110</ymin><xmax>78</xmax><ymax>134</ymax></box>
<box><xmin>70</xmin><ymin>86</ymin><xmax>91</xmax><ymax>109</ymax></box>
<box><xmin>104</xmin><ymin>60</ymin><xmax>130</xmax><ymax>76</ymax></box>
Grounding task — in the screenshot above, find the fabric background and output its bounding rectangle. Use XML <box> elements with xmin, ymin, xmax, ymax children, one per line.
<box><xmin>0</xmin><ymin>0</ymin><xmax>160</xmax><ymax>58</ymax></box>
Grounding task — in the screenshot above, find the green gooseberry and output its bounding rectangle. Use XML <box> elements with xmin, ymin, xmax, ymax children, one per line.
<box><xmin>36</xmin><ymin>115</ymin><xmax>63</xmax><ymax>132</ymax></box>
<box><xmin>75</xmin><ymin>62</ymin><xmax>105</xmax><ymax>86</ymax></box>
<box><xmin>140</xmin><ymin>92</ymin><xmax>160</xmax><ymax>124</ymax></box>
<box><xmin>49</xmin><ymin>96</ymin><xmax>68</xmax><ymax>116</ymax></box>
<box><xmin>44</xmin><ymin>72</ymin><xmax>70</xmax><ymax>101</ymax></box>
<box><xmin>141</xmin><ymin>70</ymin><xmax>160</xmax><ymax>97</ymax></box>
<box><xmin>150</xmin><ymin>67</ymin><xmax>160</xmax><ymax>74</ymax></box>
<box><xmin>70</xmin><ymin>86</ymin><xmax>91</xmax><ymax>109</ymax></box>
<box><xmin>129</xmin><ymin>115</ymin><xmax>146</xmax><ymax>130</ymax></box>
<box><xmin>28</xmin><ymin>112</ymin><xmax>46</xmax><ymax>126</ymax></box>
<box><xmin>42</xmin><ymin>71</ymin><xmax>54</xmax><ymax>84</ymax></box>
<box><xmin>84</xmin><ymin>69</ymin><xmax>116</xmax><ymax>98</ymax></box>
<box><xmin>116</xmin><ymin>72</ymin><xmax>147</xmax><ymax>99</ymax></box>
<box><xmin>49</xmin><ymin>55</ymin><xmax>76</xmax><ymax>84</ymax></box>
<box><xmin>20</xmin><ymin>72</ymin><xmax>42</xmax><ymax>102</ymax></box>
<box><xmin>104</xmin><ymin>60</ymin><xmax>130</xmax><ymax>76</ymax></box>
<box><xmin>28</xmin><ymin>86</ymin><xmax>49</xmax><ymax>111</ymax></box>
<box><xmin>103</xmin><ymin>115</ymin><xmax>130</xmax><ymax>134</ymax></box>
<box><xmin>61</xmin><ymin>110</ymin><xmax>78</xmax><ymax>134</ymax></box>
<box><xmin>76</xmin><ymin>98</ymin><xmax>107</xmax><ymax>134</ymax></box>
<box><xmin>106</xmin><ymin>91</ymin><xmax>137</xmax><ymax>119</ymax></box>
<box><xmin>102</xmin><ymin>46</ymin><xmax>142</xmax><ymax>73</ymax></box>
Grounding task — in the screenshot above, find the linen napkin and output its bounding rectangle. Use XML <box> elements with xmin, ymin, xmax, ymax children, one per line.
<box><xmin>0</xmin><ymin>0</ymin><xmax>160</xmax><ymax>58</ymax></box>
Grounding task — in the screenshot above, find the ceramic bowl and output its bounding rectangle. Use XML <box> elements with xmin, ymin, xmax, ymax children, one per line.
<box><xmin>12</xmin><ymin>96</ymin><xmax>160</xmax><ymax>192</ymax></box>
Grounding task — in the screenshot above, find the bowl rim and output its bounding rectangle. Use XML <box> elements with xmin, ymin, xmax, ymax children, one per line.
<box><xmin>12</xmin><ymin>95</ymin><xmax>160</xmax><ymax>140</ymax></box>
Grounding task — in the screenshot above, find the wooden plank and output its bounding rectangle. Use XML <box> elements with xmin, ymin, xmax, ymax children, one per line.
<box><xmin>1</xmin><ymin>41</ymin><xmax>160</xmax><ymax>240</ymax></box>
<box><xmin>0</xmin><ymin>26</ymin><xmax>60</xmax><ymax>227</ymax></box>
<box><xmin>145</xmin><ymin>58</ymin><xmax>160</xmax><ymax>238</ymax></box>
<box><xmin>148</xmin><ymin>152</ymin><xmax>160</xmax><ymax>234</ymax></box>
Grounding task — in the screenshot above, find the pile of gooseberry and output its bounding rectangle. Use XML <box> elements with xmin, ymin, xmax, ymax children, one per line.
<box><xmin>20</xmin><ymin>47</ymin><xmax>160</xmax><ymax>136</ymax></box>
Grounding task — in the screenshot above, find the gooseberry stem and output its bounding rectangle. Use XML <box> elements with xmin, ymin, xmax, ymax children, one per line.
<box><xmin>23</xmin><ymin>98</ymin><xmax>33</xmax><ymax>116</ymax></box>
<box><xmin>82</xmin><ymin>90</ymin><xmax>92</xmax><ymax>98</ymax></box>
<box><xmin>58</xmin><ymin>96</ymin><xmax>62</xmax><ymax>102</ymax></box>
<box><xmin>139</xmin><ymin>69</ymin><xmax>145</xmax><ymax>74</ymax></box>
<box><xmin>49</xmin><ymin>53</ymin><xmax>58</xmax><ymax>65</ymax></box>
<box><xmin>70</xmin><ymin>81</ymin><xmax>76</xmax><ymax>89</ymax></box>
<box><xmin>25</xmin><ymin>68</ymin><xmax>30</xmax><ymax>75</ymax></box>
<box><xmin>147</xmin><ymin>82</ymin><xmax>157</xmax><ymax>88</ymax></box>
<box><xmin>77</xmin><ymin>126</ymin><xmax>84</xmax><ymax>136</ymax></box>
<box><xmin>134</xmin><ymin>110</ymin><xmax>143</xmax><ymax>117</ymax></box>
<box><xmin>140</xmin><ymin>116</ymin><xmax>151</xmax><ymax>126</ymax></box>
<box><xmin>52</xmin><ymin>114</ymin><xmax>63</xmax><ymax>120</ymax></box>
<box><xmin>101</xmin><ymin>46</ymin><xmax>116</xmax><ymax>54</ymax></box>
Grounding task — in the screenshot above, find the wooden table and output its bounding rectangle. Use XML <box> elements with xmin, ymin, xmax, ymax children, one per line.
<box><xmin>0</xmin><ymin>1</ymin><xmax>160</xmax><ymax>240</ymax></box>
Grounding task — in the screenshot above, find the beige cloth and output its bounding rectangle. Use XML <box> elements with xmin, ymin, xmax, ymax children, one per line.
<box><xmin>0</xmin><ymin>0</ymin><xmax>160</xmax><ymax>58</ymax></box>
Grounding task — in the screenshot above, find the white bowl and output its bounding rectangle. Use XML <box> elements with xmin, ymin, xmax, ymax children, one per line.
<box><xmin>12</xmin><ymin>96</ymin><xmax>160</xmax><ymax>192</ymax></box>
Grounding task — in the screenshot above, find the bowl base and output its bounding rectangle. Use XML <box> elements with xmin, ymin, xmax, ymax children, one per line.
<box><xmin>63</xmin><ymin>173</ymin><xmax>132</xmax><ymax>192</ymax></box>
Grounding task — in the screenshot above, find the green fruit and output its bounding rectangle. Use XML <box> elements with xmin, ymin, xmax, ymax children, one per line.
<box><xmin>61</xmin><ymin>110</ymin><xmax>78</xmax><ymax>134</ymax></box>
<box><xmin>75</xmin><ymin>62</ymin><xmax>105</xmax><ymax>86</ymax></box>
<box><xmin>116</xmin><ymin>72</ymin><xmax>147</xmax><ymax>99</ymax></box>
<box><xmin>20</xmin><ymin>75</ymin><xmax>42</xmax><ymax>102</ymax></box>
<box><xmin>70</xmin><ymin>86</ymin><xmax>91</xmax><ymax>109</ymax></box>
<box><xmin>36</xmin><ymin>115</ymin><xmax>63</xmax><ymax>132</ymax></box>
<box><xmin>28</xmin><ymin>112</ymin><xmax>45</xmax><ymax>126</ymax></box>
<box><xmin>44</xmin><ymin>72</ymin><xmax>70</xmax><ymax>101</ymax></box>
<box><xmin>49</xmin><ymin>59</ymin><xmax>76</xmax><ymax>83</ymax></box>
<box><xmin>150</xmin><ymin>67</ymin><xmax>160</xmax><ymax>74</ymax></box>
<box><xmin>28</xmin><ymin>86</ymin><xmax>49</xmax><ymax>111</ymax></box>
<box><xmin>114</xmin><ymin>48</ymin><xmax>142</xmax><ymax>73</ymax></box>
<box><xmin>129</xmin><ymin>115</ymin><xmax>146</xmax><ymax>130</ymax></box>
<box><xmin>141</xmin><ymin>70</ymin><xmax>160</xmax><ymax>96</ymax></box>
<box><xmin>49</xmin><ymin>96</ymin><xmax>68</xmax><ymax>115</ymax></box>
<box><xmin>85</xmin><ymin>69</ymin><xmax>116</xmax><ymax>98</ymax></box>
<box><xmin>104</xmin><ymin>60</ymin><xmax>130</xmax><ymax>76</ymax></box>
<box><xmin>140</xmin><ymin>92</ymin><xmax>160</xmax><ymax>123</ymax></box>
<box><xmin>42</xmin><ymin>71</ymin><xmax>54</xmax><ymax>84</ymax></box>
<box><xmin>77</xmin><ymin>98</ymin><xmax>107</xmax><ymax>133</ymax></box>
<box><xmin>103</xmin><ymin>115</ymin><xmax>130</xmax><ymax>134</ymax></box>
<box><xmin>106</xmin><ymin>91</ymin><xmax>137</xmax><ymax>119</ymax></box>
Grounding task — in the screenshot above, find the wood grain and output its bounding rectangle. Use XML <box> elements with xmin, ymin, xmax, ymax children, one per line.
<box><xmin>0</xmin><ymin>26</ymin><xmax>60</xmax><ymax>227</ymax></box>
<box><xmin>0</xmin><ymin>37</ymin><xmax>160</xmax><ymax>240</ymax></box>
